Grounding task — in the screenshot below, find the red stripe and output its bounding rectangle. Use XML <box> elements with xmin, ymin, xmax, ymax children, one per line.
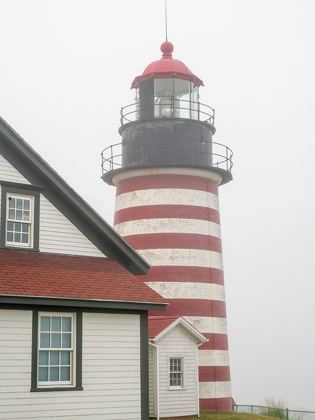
<box><xmin>145</xmin><ymin>266</ymin><xmax>225</xmax><ymax>286</ymax></box>
<box><xmin>199</xmin><ymin>334</ymin><xmax>229</xmax><ymax>350</ymax></box>
<box><xmin>199</xmin><ymin>366</ymin><xmax>231</xmax><ymax>382</ymax></box>
<box><xmin>148</xmin><ymin>299</ymin><xmax>227</xmax><ymax>318</ymax></box>
<box><xmin>124</xmin><ymin>233</ymin><xmax>222</xmax><ymax>252</ymax></box>
<box><xmin>116</xmin><ymin>174</ymin><xmax>218</xmax><ymax>196</ymax></box>
<box><xmin>200</xmin><ymin>397</ymin><xmax>233</xmax><ymax>411</ymax></box>
<box><xmin>114</xmin><ymin>205</ymin><xmax>220</xmax><ymax>225</ymax></box>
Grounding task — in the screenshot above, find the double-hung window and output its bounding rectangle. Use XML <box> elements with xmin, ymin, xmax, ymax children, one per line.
<box><xmin>169</xmin><ymin>357</ymin><xmax>184</xmax><ymax>389</ymax></box>
<box><xmin>38</xmin><ymin>313</ymin><xmax>74</xmax><ymax>386</ymax></box>
<box><xmin>0</xmin><ymin>181</ymin><xmax>41</xmax><ymax>251</ymax></box>
<box><xmin>6</xmin><ymin>194</ymin><xmax>33</xmax><ymax>247</ymax></box>
<box><xmin>31</xmin><ymin>311</ymin><xmax>82</xmax><ymax>391</ymax></box>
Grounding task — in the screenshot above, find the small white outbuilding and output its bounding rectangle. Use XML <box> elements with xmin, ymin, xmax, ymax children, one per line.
<box><xmin>148</xmin><ymin>316</ymin><xmax>207</xmax><ymax>419</ymax></box>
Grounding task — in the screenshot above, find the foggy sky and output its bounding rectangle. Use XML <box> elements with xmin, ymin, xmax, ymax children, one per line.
<box><xmin>1</xmin><ymin>0</ymin><xmax>315</xmax><ymax>410</ymax></box>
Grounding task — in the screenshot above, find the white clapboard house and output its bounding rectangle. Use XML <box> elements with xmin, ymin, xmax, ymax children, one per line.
<box><xmin>0</xmin><ymin>117</ymin><xmax>167</xmax><ymax>420</ymax></box>
<box><xmin>148</xmin><ymin>316</ymin><xmax>207</xmax><ymax>419</ymax></box>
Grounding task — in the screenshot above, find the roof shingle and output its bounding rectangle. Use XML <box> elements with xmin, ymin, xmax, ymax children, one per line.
<box><xmin>0</xmin><ymin>250</ymin><xmax>166</xmax><ymax>304</ymax></box>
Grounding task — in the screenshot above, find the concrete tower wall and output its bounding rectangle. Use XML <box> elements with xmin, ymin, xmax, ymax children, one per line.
<box><xmin>113</xmin><ymin>170</ymin><xmax>232</xmax><ymax>411</ymax></box>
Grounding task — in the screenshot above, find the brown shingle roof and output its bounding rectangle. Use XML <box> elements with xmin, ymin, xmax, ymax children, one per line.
<box><xmin>148</xmin><ymin>316</ymin><xmax>179</xmax><ymax>338</ymax></box>
<box><xmin>0</xmin><ymin>250</ymin><xmax>166</xmax><ymax>304</ymax></box>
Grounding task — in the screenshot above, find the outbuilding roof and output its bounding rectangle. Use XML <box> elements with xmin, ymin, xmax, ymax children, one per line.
<box><xmin>148</xmin><ymin>316</ymin><xmax>207</xmax><ymax>344</ymax></box>
<box><xmin>148</xmin><ymin>316</ymin><xmax>178</xmax><ymax>338</ymax></box>
<box><xmin>0</xmin><ymin>250</ymin><xmax>167</xmax><ymax>310</ymax></box>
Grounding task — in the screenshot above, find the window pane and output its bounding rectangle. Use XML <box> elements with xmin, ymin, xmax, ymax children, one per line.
<box><xmin>50</xmin><ymin>351</ymin><xmax>59</xmax><ymax>365</ymax></box>
<box><xmin>60</xmin><ymin>367</ymin><xmax>70</xmax><ymax>381</ymax></box>
<box><xmin>61</xmin><ymin>351</ymin><xmax>70</xmax><ymax>365</ymax></box>
<box><xmin>50</xmin><ymin>367</ymin><xmax>59</xmax><ymax>381</ymax></box>
<box><xmin>40</xmin><ymin>333</ymin><xmax>50</xmax><ymax>348</ymax></box>
<box><xmin>39</xmin><ymin>351</ymin><xmax>48</xmax><ymax>365</ymax></box>
<box><xmin>7</xmin><ymin>232</ymin><xmax>13</xmax><ymax>242</ymax></box>
<box><xmin>23</xmin><ymin>211</ymin><xmax>30</xmax><ymax>221</ymax></box>
<box><xmin>8</xmin><ymin>198</ymin><xmax>15</xmax><ymax>208</ymax></box>
<box><xmin>8</xmin><ymin>209</ymin><xmax>15</xmax><ymax>219</ymax></box>
<box><xmin>16</xmin><ymin>210</ymin><xmax>22</xmax><ymax>220</ymax></box>
<box><xmin>52</xmin><ymin>317</ymin><xmax>61</xmax><ymax>332</ymax></box>
<box><xmin>24</xmin><ymin>200</ymin><xmax>30</xmax><ymax>210</ymax></box>
<box><xmin>154</xmin><ymin>78</ymin><xmax>174</xmax><ymax>118</ymax></box>
<box><xmin>41</xmin><ymin>316</ymin><xmax>50</xmax><ymax>331</ymax></box>
<box><xmin>62</xmin><ymin>317</ymin><xmax>72</xmax><ymax>332</ymax></box>
<box><xmin>16</xmin><ymin>199</ymin><xmax>23</xmax><ymax>209</ymax></box>
<box><xmin>51</xmin><ymin>333</ymin><xmax>61</xmax><ymax>348</ymax></box>
<box><xmin>22</xmin><ymin>233</ymin><xmax>29</xmax><ymax>244</ymax></box>
<box><xmin>7</xmin><ymin>221</ymin><xmax>14</xmax><ymax>231</ymax></box>
<box><xmin>174</xmin><ymin>79</ymin><xmax>190</xmax><ymax>118</ymax></box>
<box><xmin>62</xmin><ymin>333</ymin><xmax>71</xmax><ymax>348</ymax></box>
<box><xmin>22</xmin><ymin>224</ymin><xmax>28</xmax><ymax>233</ymax></box>
<box><xmin>39</xmin><ymin>367</ymin><xmax>48</xmax><ymax>381</ymax></box>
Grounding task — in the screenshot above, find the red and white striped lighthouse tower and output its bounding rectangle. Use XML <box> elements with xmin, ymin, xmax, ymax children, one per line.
<box><xmin>102</xmin><ymin>41</ymin><xmax>233</xmax><ymax>411</ymax></box>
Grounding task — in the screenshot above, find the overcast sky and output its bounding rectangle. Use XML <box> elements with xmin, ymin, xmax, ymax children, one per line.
<box><xmin>1</xmin><ymin>0</ymin><xmax>315</xmax><ymax>411</ymax></box>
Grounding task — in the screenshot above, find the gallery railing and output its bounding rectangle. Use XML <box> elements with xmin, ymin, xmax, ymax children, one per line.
<box><xmin>120</xmin><ymin>98</ymin><xmax>215</xmax><ymax>125</ymax></box>
<box><xmin>101</xmin><ymin>139</ymin><xmax>233</xmax><ymax>175</ymax></box>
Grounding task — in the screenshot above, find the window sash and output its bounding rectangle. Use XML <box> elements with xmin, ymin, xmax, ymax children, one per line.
<box><xmin>6</xmin><ymin>194</ymin><xmax>33</xmax><ymax>247</ymax></box>
<box><xmin>169</xmin><ymin>357</ymin><xmax>184</xmax><ymax>388</ymax></box>
<box><xmin>38</xmin><ymin>313</ymin><xmax>75</xmax><ymax>387</ymax></box>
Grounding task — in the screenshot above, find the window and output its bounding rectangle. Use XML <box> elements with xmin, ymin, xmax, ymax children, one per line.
<box><xmin>153</xmin><ymin>78</ymin><xmax>200</xmax><ymax>119</ymax></box>
<box><xmin>6</xmin><ymin>194</ymin><xmax>33</xmax><ymax>247</ymax></box>
<box><xmin>31</xmin><ymin>311</ymin><xmax>83</xmax><ymax>391</ymax></box>
<box><xmin>38</xmin><ymin>313</ymin><xmax>74</xmax><ymax>385</ymax></box>
<box><xmin>169</xmin><ymin>357</ymin><xmax>184</xmax><ymax>388</ymax></box>
<box><xmin>0</xmin><ymin>182</ymin><xmax>41</xmax><ymax>251</ymax></box>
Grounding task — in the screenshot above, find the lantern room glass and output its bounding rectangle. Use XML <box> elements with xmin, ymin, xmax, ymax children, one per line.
<box><xmin>153</xmin><ymin>78</ymin><xmax>199</xmax><ymax>120</ymax></box>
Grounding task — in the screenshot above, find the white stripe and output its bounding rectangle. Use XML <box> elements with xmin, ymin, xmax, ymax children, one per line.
<box><xmin>183</xmin><ymin>316</ymin><xmax>227</xmax><ymax>334</ymax></box>
<box><xmin>112</xmin><ymin>167</ymin><xmax>222</xmax><ymax>185</ymax></box>
<box><xmin>198</xmin><ymin>350</ymin><xmax>230</xmax><ymax>367</ymax></box>
<box><xmin>145</xmin><ymin>282</ymin><xmax>226</xmax><ymax>301</ymax></box>
<box><xmin>137</xmin><ymin>249</ymin><xmax>223</xmax><ymax>270</ymax></box>
<box><xmin>115</xmin><ymin>218</ymin><xmax>221</xmax><ymax>238</ymax></box>
<box><xmin>199</xmin><ymin>381</ymin><xmax>232</xmax><ymax>399</ymax></box>
<box><xmin>115</xmin><ymin>189</ymin><xmax>219</xmax><ymax>212</ymax></box>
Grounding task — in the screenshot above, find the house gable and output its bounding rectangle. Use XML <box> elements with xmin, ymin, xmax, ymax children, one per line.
<box><xmin>0</xmin><ymin>157</ymin><xmax>104</xmax><ymax>257</ymax></box>
<box><xmin>0</xmin><ymin>117</ymin><xmax>149</xmax><ymax>274</ymax></box>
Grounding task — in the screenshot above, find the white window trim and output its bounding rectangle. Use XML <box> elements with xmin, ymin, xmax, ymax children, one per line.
<box><xmin>168</xmin><ymin>356</ymin><xmax>185</xmax><ymax>391</ymax></box>
<box><xmin>5</xmin><ymin>193</ymin><xmax>34</xmax><ymax>248</ymax></box>
<box><xmin>37</xmin><ymin>312</ymin><xmax>76</xmax><ymax>388</ymax></box>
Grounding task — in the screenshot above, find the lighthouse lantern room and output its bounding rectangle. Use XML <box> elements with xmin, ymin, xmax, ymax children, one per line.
<box><xmin>102</xmin><ymin>41</ymin><xmax>233</xmax><ymax>412</ymax></box>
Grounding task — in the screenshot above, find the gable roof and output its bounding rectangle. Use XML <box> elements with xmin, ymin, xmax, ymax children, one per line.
<box><xmin>0</xmin><ymin>250</ymin><xmax>166</xmax><ymax>310</ymax></box>
<box><xmin>0</xmin><ymin>116</ymin><xmax>150</xmax><ymax>275</ymax></box>
<box><xmin>148</xmin><ymin>316</ymin><xmax>207</xmax><ymax>344</ymax></box>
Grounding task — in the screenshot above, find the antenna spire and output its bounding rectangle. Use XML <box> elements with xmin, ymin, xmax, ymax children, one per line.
<box><xmin>165</xmin><ymin>0</ymin><xmax>168</xmax><ymax>41</ymax></box>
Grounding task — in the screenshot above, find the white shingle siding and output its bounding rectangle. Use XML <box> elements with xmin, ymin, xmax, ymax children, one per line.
<box><xmin>0</xmin><ymin>310</ymin><xmax>142</xmax><ymax>420</ymax></box>
<box><xmin>0</xmin><ymin>154</ymin><xmax>104</xmax><ymax>258</ymax></box>
<box><xmin>0</xmin><ymin>155</ymin><xmax>30</xmax><ymax>184</ymax></box>
<box><xmin>39</xmin><ymin>195</ymin><xmax>104</xmax><ymax>257</ymax></box>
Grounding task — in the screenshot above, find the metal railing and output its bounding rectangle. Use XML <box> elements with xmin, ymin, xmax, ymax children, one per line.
<box><xmin>120</xmin><ymin>98</ymin><xmax>215</xmax><ymax>125</ymax></box>
<box><xmin>101</xmin><ymin>139</ymin><xmax>233</xmax><ymax>176</ymax></box>
<box><xmin>234</xmin><ymin>405</ymin><xmax>315</xmax><ymax>420</ymax></box>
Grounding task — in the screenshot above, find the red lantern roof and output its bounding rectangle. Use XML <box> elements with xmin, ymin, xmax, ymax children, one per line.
<box><xmin>131</xmin><ymin>41</ymin><xmax>204</xmax><ymax>89</ymax></box>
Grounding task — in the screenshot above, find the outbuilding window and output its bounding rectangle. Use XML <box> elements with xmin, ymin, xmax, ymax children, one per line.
<box><xmin>169</xmin><ymin>357</ymin><xmax>184</xmax><ymax>388</ymax></box>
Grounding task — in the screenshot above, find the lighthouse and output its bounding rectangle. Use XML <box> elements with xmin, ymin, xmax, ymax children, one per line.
<box><xmin>102</xmin><ymin>41</ymin><xmax>233</xmax><ymax>411</ymax></box>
